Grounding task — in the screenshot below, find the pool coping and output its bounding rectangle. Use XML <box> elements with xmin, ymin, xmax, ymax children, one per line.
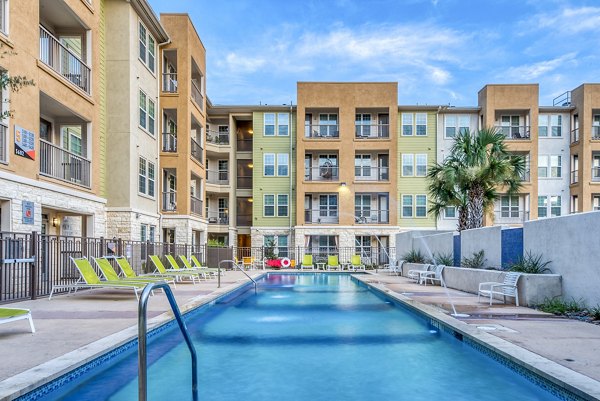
<box><xmin>0</xmin><ymin>275</ymin><xmax>265</xmax><ymax>401</ymax></box>
<box><xmin>353</xmin><ymin>274</ymin><xmax>600</xmax><ymax>401</ymax></box>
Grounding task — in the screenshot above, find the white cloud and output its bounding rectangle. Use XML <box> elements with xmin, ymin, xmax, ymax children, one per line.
<box><xmin>525</xmin><ymin>7</ymin><xmax>600</xmax><ymax>35</ymax></box>
<box><xmin>220</xmin><ymin>52</ymin><xmax>266</xmax><ymax>74</ymax></box>
<box><xmin>503</xmin><ymin>53</ymin><xmax>577</xmax><ymax>80</ymax></box>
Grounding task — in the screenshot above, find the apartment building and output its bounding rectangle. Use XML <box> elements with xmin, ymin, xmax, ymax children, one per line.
<box><xmin>104</xmin><ymin>0</ymin><xmax>169</xmax><ymax>241</ymax></box>
<box><xmin>0</xmin><ymin>0</ymin><xmax>107</xmax><ymax>236</ymax></box>
<box><xmin>158</xmin><ymin>13</ymin><xmax>208</xmax><ymax>246</ymax></box>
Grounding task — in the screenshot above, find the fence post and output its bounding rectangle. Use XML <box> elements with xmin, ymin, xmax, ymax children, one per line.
<box><xmin>30</xmin><ymin>231</ymin><xmax>38</xmax><ymax>300</ymax></box>
<box><xmin>117</xmin><ymin>238</ymin><xmax>124</xmax><ymax>257</ymax></box>
<box><xmin>100</xmin><ymin>236</ymin><xmax>105</xmax><ymax>257</ymax></box>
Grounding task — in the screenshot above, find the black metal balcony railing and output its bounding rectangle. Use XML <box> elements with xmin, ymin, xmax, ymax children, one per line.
<box><xmin>206</xmin><ymin>170</ymin><xmax>229</xmax><ymax>185</ymax></box>
<box><xmin>355</xmin><ymin>124</ymin><xmax>390</xmax><ymax>139</ymax></box>
<box><xmin>304</xmin><ymin>209</ymin><xmax>339</xmax><ymax>224</ymax></box>
<box><xmin>207</xmin><ymin>130</ymin><xmax>230</xmax><ymax>145</ymax></box>
<box><xmin>519</xmin><ymin>169</ymin><xmax>531</xmax><ymax>182</ymax></box>
<box><xmin>162</xmin><ymin>191</ymin><xmax>177</xmax><ymax>212</ymax></box>
<box><xmin>190</xmin><ymin>138</ymin><xmax>203</xmax><ymax>164</ymax></box>
<box><xmin>354</xmin><ymin>209</ymin><xmax>389</xmax><ymax>224</ymax></box>
<box><xmin>593</xmin><ymin>126</ymin><xmax>600</xmax><ymax>140</ymax></box>
<box><xmin>571</xmin><ymin>128</ymin><xmax>580</xmax><ymax>144</ymax></box>
<box><xmin>237</xmin><ymin>139</ymin><xmax>252</xmax><ymax>152</ymax></box>
<box><xmin>355</xmin><ymin>166</ymin><xmax>390</xmax><ymax>181</ymax></box>
<box><xmin>162</xmin><ymin>73</ymin><xmax>178</xmax><ymax>93</ymax></box>
<box><xmin>571</xmin><ymin>170</ymin><xmax>579</xmax><ymax>184</ymax></box>
<box><xmin>496</xmin><ymin>126</ymin><xmax>530</xmax><ymax>140</ymax></box>
<box><xmin>592</xmin><ymin>167</ymin><xmax>600</xmax><ymax>182</ymax></box>
<box><xmin>39</xmin><ymin>26</ymin><xmax>91</xmax><ymax>94</ymax></box>
<box><xmin>305</xmin><ymin>124</ymin><xmax>339</xmax><ymax>138</ymax></box>
<box><xmin>237</xmin><ymin>176</ymin><xmax>252</xmax><ymax>189</ymax></box>
<box><xmin>162</xmin><ymin>132</ymin><xmax>177</xmax><ymax>152</ymax></box>
<box><xmin>190</xmin><ymin>195</ymin><xmax>203</xmax><ymax>216</ymax></box>
<box><xmin>494</xmin><ymin>210</ymin><xmax>530</xmax><ymax>223</ymax></box>
<box><xmin>39</xmin><ymin>140</ymin><xmax>91</xmax><ymax>187</ymax></box>
<box><xmin>237</xmin><ymin>214</ymin><xmax>252</xmax><ymax>227</ymax></box>
<box><xmin>304</xmin><ymin>166</ymin><xmax>339</xmax><ymax>181</ymax></box>
<box><xmin>207</xmin><ymin>212</ymin><xmax>229</xmax><ymax>225</ymax></box>
<box><xmin>191</xmin><ymin>80</ymin><xmax>203</xmax><ymax>111</ymax></box>
<box><xmin>0</xmin><ymin>123</ymin><xmax>7</xmax><ymax>164</ymax></box>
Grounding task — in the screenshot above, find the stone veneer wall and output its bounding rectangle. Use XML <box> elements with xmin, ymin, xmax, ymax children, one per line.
<box><xmin>105</xmin><ymin>210</ymin><xmax>160</xmax><ymax>240</ymax></box>
<box><xmin>162</xmin><ymin>216</ymin><xmax>208</xmax><ymax>244</ymax></box>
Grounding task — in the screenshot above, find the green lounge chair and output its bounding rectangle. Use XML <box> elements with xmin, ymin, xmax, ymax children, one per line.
<box><xmin>49</xmin><ymin>257</ymin><xmax>146</xmax><ymax>300</ymax></box>
<box><xmin>180</xmin><ymin>255</ymin><xmax>220</xmax><ymax>278</ymax></box>
<box><xmin>187</xmin><ymin>255</ymin><xmax>222</xmax><ymax>276</ymax></box>
<box><xmin>350</xmin><ymin>255</ymin><xmax>365</xmax><ymax>271</ymax></box>
<box><xmin>300</xmin><ymin>254</ymin><xmax>314</xmax><ymax>270</ymax></box>
<box><xmin>116</xmin><ymin>256</ymin><xmax>183</xmax><ymax>283</ymax></box>
<box><xmin>327</xmin><ymin>255</ymin><xmax>341</xmax><ymax>271</ymax></box>
<box><xmin>94</xmin><ymin>257</ymin><xmax>175</xmax><ymax>287</ymax></box>
<box><xmin>149</xmin><ymin>255</ymin><xmax>201</xmax><ymax>284</ymax></box>
<box><xmin>0</xmin><ymin>308</ymin><xmax>35</xmax><ymax>333</ymax></box>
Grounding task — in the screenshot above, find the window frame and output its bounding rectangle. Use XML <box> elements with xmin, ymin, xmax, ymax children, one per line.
<box><xmin>415</xmin><ymin>154</ymin><xmax>427</xmax><ymax>177</ymax></box>
<box><xmin>277</xmin><ymin>113</ymin><xmax>289</xmax><ymax>136</ymax></box>
<box><xmin>264</xmin><ymin>194</ymin><xmax>275</xmax><ymax>217</ymax></box>
<box><xmin>415</xmin><ymin>194</ymin><xmax>427</xmax><ymax>217</ymax></box>
<box><xmin>138</xmin><ymin>20</ymin><xmax>156</xmax><ymax>74</ymax></box>
<box><xmin>264</xmin><ymin>113</ymin><xmax>276</xmax><ymax>136</ymax></box>
<box><xmin>264</xmin><ymin>153</ymin><xmax>275</xmax><ymax>176</ymax></box>
<box><xmin>415</xmin><ymin>113</ymin><xmax>428</xmax><ymax>136</ymax></box>
<box><xmin>0</xmin><ymin>0</ymin><xmax>8</xmax><ymax>36</ymax></box>
<box><xmin>401</xmin><ymin>113</ymin><xmax>413</xmax><ymax>136</ymax></box>
<box><xmin>277</xmin><ymin>194</ymin><xmax>289</xmax><ymax>217</ymax></box>
<box><xmin>402</xmin><ymin>195</ymin><xmax>413</xmax><ymax>218</ymax></box>
<box><xmin>402</xmin><ymin>154</ymin><xmax>414</xmax><ymax>177</ymax></box>
<box><xmin>538</xmin><ymin>196</ymin><xmax>548</xmax><ymax>218</ymax></box>
<box><xmin>277</xmin><ymin>153</ymin><xmax>289</xmax><ymax>177</ymax></box>
<box><xmin>138</xmin><ymin>157</ymin><xmax>155</xmax><ymax>198</ymax></box>
<box><xmin>444</xmin><ymin>206</ymin><xmax>457</xmax><ymax>219</ymax></box>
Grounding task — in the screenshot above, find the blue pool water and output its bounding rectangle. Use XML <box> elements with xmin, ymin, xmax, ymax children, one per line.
<box><xmin>35</xmin><ymin>274</ymin><xmax>565</xmax><ymax>401</ymax></box>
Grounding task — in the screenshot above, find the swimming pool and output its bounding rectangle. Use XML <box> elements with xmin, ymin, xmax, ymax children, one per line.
<box><xmin>24</xmin><ymin>273</ymin><xmax>572</xmax><ymax>401</ymax></box>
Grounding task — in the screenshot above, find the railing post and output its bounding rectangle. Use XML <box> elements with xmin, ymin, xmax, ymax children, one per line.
<box><xmin>30</xmin><ymin>231</ymin><xmax>38</xmax><ymax>300</ymax></box>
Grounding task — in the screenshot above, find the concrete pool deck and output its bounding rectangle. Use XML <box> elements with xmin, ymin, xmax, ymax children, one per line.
<box><xmin>0</xmin><ymin>270</ymin><xmax>599</xmax><ymax>400</ymax></box>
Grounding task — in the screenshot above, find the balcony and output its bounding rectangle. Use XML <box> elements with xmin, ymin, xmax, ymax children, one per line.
<box><xmin>305</xmin><ymin>125</ymin><xmax>339</xmax><ymax>139</ymax></box>
<box><xmin>592</xmin><ymin>167</ymin><xmax>600</xmax><ymax>182</ymax></box>
<box><xmin>207</xmin><ymin>211</ymin><xmax>229</xmax><ymax>225</ymax></box>
<box><xmin>305</xmin><ymin>165</ymin><xmax>339</xmax><ymax>182</ymax></box>
<box><xmin>39</xmin><ymin>140</ymin><xmax>91</xmax><ymax>187</ymax></box>
<box><xmin>355</xmin><ymin>124</ymin><xmax>389</xmax><ymax>139</ymax></box>
<box><xmin>494</xmin><ymin>210</ymin><xmax>529</xmax><ymax>224</ymax></box>
<box><xmin>162</xmin><ymin>73</ymin><xmax>177</xmax><ymax>93</ymax></box>
<box><xmin>571</xmin><ymin>128</ymin><xmax>580</xmax><ymax>144</ymax></box>
<box><xmin>355</xmin><ymin>166</ymin><xmax>389</xmax><ymax>181</ymax></box>
<box><xmin>207</xmin><ymin>130</ymin><xmax>230</xmax><ymax>145</ymax></box>
<box><xmin>236</xmin><ymin>214</ymin><xmax>251</xmax><ymax>226</ymax></box>
<box><xmin>593</xmin><ymin>127</ymin><xmax>600</xmax><ymax>140</ymax></box>
<box><xmin>206</xmin><ymin>170</ymin><xmax>229</xmax><ymax>185</ymax></box>
<box><xmin>571</xmin><ymin>170</ymin><xmax>579</xmax><ymax>184</ymax></box>
<box><xmin>354</xmin><ymin>209</ymin><xmax>389</xmax><ymax>224</ymax></box>
<box><xmin>191</xmin><ymin>80</ymin><xmax>203</xmax><ymax>110</ymax></box>
<box><xmin>496</xmin><ymin>126</ymin><xmax>530</xmax><ymax>140</ymax></box>
<box><xmin>304</xmin><ymin>209</ymin><xmax>339</xmax><ymax>224</ymax></box>
<box><xmin>190</xmin><ymin>195</ymin><xmax>203</xmax><ymax>216</ymax></box>
<box><xmin>190</xmin><ymin>138</ymin><xmax>203</xmax><ymax>164</ymax></box>
<box><xmin>39</xmin><ymin>26</ymin><xmax>90</xmax><ymax>94</ymax></box>
<box><xmin>237</xmin><ymin>138</ymin><xmax>252</xmax><ymax>152</ymax></box>
<box><xmin>237</xmin><ymin>175</ymin><xmax>252</xmax><ymax>189</ymax></box>
<box><xmin>162</xmin><ymin>132</ymin><xmax>177</xmax><ymax>152</ymax></box>
<box><xmin>162</xmin><ymin>191</ymin><xmax>177</xmax><ymax>212</ymax></box>
<box><xmin>0</xmin><ymin>123</ymin><xmax>6</xmax><ymax>163</ymax></box>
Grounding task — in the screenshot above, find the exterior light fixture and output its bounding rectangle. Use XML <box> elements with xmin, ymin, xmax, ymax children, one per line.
<box><xmin>248</xmin><ymin>198</ymin><xmax>254</xmax><ymax>203</ymax></box>
<box><xmin>52</xmin><ymin>217</ymin><xmax>59</xmax><ymax>227</ymax></box>
<box><xmin>248</xmin><ymin>163</ymin><xmax>254</xmax><ymax>168</ymax></box>
<box><xmin>340</xmin><ymin>182</ymin><xmax>347</xmax><ymax>187</ymax></box>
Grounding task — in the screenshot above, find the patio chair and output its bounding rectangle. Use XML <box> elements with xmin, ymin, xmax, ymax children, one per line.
<box><xmin>407</xmin><ymin>264</ymin><xmax>433</xmax><ymax>282</ymax></box>
<box><xmin>0</xmin><ymin>308</ymin><xmax>35</xmax><ymax>333</ymax></box>
<box><xmin>478</xmin><ymin>272</ymin><xmax>521</xmax><ymax>306</ymax></box>
<box><xmin>350</xmin><ymin>255</ymin><xmax>365</xmax><ymax>271</ymax></box>
<box><xmin>419</xmin><ymin>264</ymin><xmax>445</xmax><ymax>286</ymax></box>
<box><xmin>327</xmin><ymin>255</ymin><xmax>341</xmax><ymax>271</ymax></box>
<box><xmin>300</xmin><ymin>254</ymin><xmax>314</xmax><ymax>270</ymax></box>
<box><xmin>116</xmin><ymin>256</ymin><xmax>182</xmax><ymax>284</ymax></box>
<box><xmin>149</xmin><ymin>255</ymin><xmax>201</xmax><ymax>284</ymax></box>
<box><xmin>189</xmin><ymin>255</ymin><xmax>221</xmax><ymax>274</ymax></box>
<box><xmin>49</xmin><ymin>257</ymin><xmax>146</xmax><ymax>300</ymax></box>
<box><xmin>94</xmin><ymin>257</ymin><xmax>175</xmax><ymax>287</ymax></box>
<box><xmin>242</xmin><ymin>257</ymin><xmax>253</xmax><ymax>270</ymax></box>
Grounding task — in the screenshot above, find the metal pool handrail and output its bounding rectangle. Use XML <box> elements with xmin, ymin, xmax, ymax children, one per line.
<box><xmin>218</xmin><ymin>259</ymin><xmax>257</xmax><ymax>294</ymax></box>
<box><xmin>138</xmin><ymin>282</ymin><xmax>198</xmax><ymax>401</ymax></box>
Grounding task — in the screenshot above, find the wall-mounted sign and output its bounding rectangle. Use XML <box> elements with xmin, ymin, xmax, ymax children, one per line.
<box><xmin>15</xmin><ymin>125</ymin><xmax>36</xmax><ymax>160</ymax></box>
<box><xmin>22</xmin><ymin>201</ymin><xmax>34</xmax><ymax>225</ymax></box>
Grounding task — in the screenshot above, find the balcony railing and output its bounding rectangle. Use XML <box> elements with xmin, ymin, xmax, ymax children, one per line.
<box><xmin>237</xmin><ymin>138</ymin><xmax>252</xmax><ymax>152</ymax></box>
<box><xmin>354</xmin><ymin>209</ymin><xmax>389</xmax><ymax>224</ymax></box>
<box><xmin>162</xmin><ymin>191</ymin><xmax>177</xmax><ymax>212</ymax></box>
<box><xmin>571</xmin><ymin>170</ymin><xmax>579</xmax><ymax>184</ymax></box>
<box><xmin>305</xmin><ymin>125</ymin><xmax>339</xmax><ymax>138</ymax></box>
<box><xmin>162</xmin><ymin>132</ymin><xmax>177</xmax><ymax>152</ymax></box>
<box><xmin>237</xmin><ymin>176</ymin><xmax>252</xmax><ymax>189</ymax></box>
<box><xmin>207</xmin><ymin>130</ymin><xmax>230</xmax><ymax>145</ymax></box>
<box><xmin>207</xmin><ymin>212</ymin><xmax>229</xmax><ymax>225</ymax></box>
<box><xmin>190</xmin><ymin>138</ymin><xmax>203</xmax><ymax>164</ymax></box>
<box><xmin>571</xmin><ymin>128</ymin><xmax>580</xmax><ymax>144</ymax></box>
<box><xmin>355</xmin><ymin>124</ymin><xmax>390</xmax><ymax>139</ymax></box>
<box><xmin>162</xmin><ymin>73</ymin><xmax>178</xmax><ymax>93</ymax></box>
<box><xmin>237</xmin><ymin>214</ymin><xmax>252</xmax><ymax>227</ymax></box>
<box><xmin>355</xmin><ymin>166</ymin><xmax>390</xmax><ymax>181</ymax></box>
<box><xmin>206</xmin><ymin>170</ymin><xmax>229</xmax><ymax>185</ymax></box>
<box><xmin>39</xmin><ymin>139</ymin><xmax>91</xmax><ymax>187</ymax></box>
<box><xmin>190</xmin><ymin>195</ymin><xmax>203</xmax><ymax>216</ymax></box>
<box><xmin>39</xmin><ymin>26</ymin><xmax>91</xmax><ymax>94</ymax></box>
<box><xmin>592</xmin><ymin>167</ymin><xmax>600</xmax><ymax>182</ymax></box>
<box><xmin>494</xmin><ymin>210</ymin><xmax>529</xmax><ymax>224</ymax></box>
<box><xmin>593</xmin><ymin>126</ymin><xmax>600</xmax><ymax>140</ymax></box>
<box><xmin>304</xmin><ymin>166</ymin><xmax>339</xmax><ymax>181</ymax></box>
<box><xmin>304</xmin><ymin>209</ymin><xmax>339</xmax><ymax>224</ymax></box>
<box><xmin>191</xmin><ymin>80</ymin><xmax>203</xmax><ymax>110</ymax></box>
<box><xmin>0</xmin><ymin>123</ymin><xmax>7</xmax><ymax>163</ymax></box>
<box><xmin>496</xmin><ymin>126</ymin><xmax>530</xmax><ymax>140</ymax></box>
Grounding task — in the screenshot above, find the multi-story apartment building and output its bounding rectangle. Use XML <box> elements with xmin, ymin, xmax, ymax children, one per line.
<box><xmin>158</xmin><ymin>13</ymin><xmax>207</xmax><ymax>246</ymax></box>
<box><xmin>0</xmin><ymin>0</ymin><xmax>107</xmax><ymax>236</ymax></box>
<box><xmin>105</xmin><ymin>0</ymin><xmax>169</xmax><ymax>241</ymax></box>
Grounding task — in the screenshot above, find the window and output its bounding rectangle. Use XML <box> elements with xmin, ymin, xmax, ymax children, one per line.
<box><xmin>355</xmin><ymin>113</ymin><xmax>371</xmax><ymax>137</ymax></box>
<box><xmin>148</xmin><ymin>99</ymin><xmax>155</xmax><ymax>134</ymax></box>
<box><xmin>0</xmin><ymin>0</ymin><xmax>8</xmax><ymax>35</ymax></box>
<box><xmin>319</xmin><ymin>195</ymin><xmax>338</xmax><ymax>218</ymax></box>
<box><xmin>401</xmin><ymin>113</ymin><xmax>413</xmax><ymax>136</ymax></box>
<box><xmin>277</xmin><ymin>194</ymin><xmax>288</xmax><ymax>217</ymax></box>
<box><xmin>571</xmin><ymin>196</ymin><xmax>578</xmax><ymax>214</ymax></box>
<box><xmin>402</xmin><ymin>195</ymin><xmax>413</xmax><ymax>217</ymax></box>
<box><xmin>138</xmin><ymin>157</ymin><xmax>155</xmax><ymax>197</ymax></box>
<box><xmin>538</xmin><ymin>155</ymin><xmax>548</xmax><ymax>178</ymax></box>
<box><xmin>355</xmin><ymin>236</ymin><xmax>372</xmax><ymax>257</ymax></box>
<box><xmin>538</xmin><ymin>196</ymin><xmax>548</xmax><ymax>218</ymax></box>
<box><xmin>415</xmin><ymin>195</ymin><xmax>427</xmax><ymax>217</ymax></box>
<box><xmin>277</xmin><ymin>153</ymin><xmax>289</xmax><ymax>176</ymax></box>
<box><xmin>550</xmin><ymin>196</ymin><xmax>561</xmax><ymax>217</ymax></box>
<box><xmin>138</xmin><ymin>157</ymin><xmax>146</xmax><ymax>194</ymax></box>
<box><xmin>538</xmin><ymin>115</ymin><xmax>548</xmax><ymax>137</ymax></box>
<box><xmin>278</xmin><ymin>113</ymin><xmax>289</xmax><ymax>136</ymax></box>
<box><xmin>264</xmin><ymin>113</ymin><xmax>275</xmax><ymax>136</ymax></box>
<box><xmin>138</xmin><ymin>90</ymin><xmax>155</xmax><ymax>134</ymax></box>
<box><xmin>593</xmin><ymin>196</ymin><xmax>600</xmax><ymax>211</ymax></box>
<box><xmin>538</xmin><ymin>195</ymin><xmax>561</xmax><ymax>218</ymax></box>
<box><xmin>139</xmin><ymin>91</ymin><xmax>147</xmax><ymax>129</ymax></box>
<box><xmin>445</xmin><ymin>115</ymin><xmax>457</xmax><ymax>138</ymax></box>
<box><xmin>319</xmin><ymin>114</ymin><xmax>338</xmax><ymax>137</ymax></box>
<box><xmin>141</xmin><ymin>224</ymin><xmax>147</xmax><ymax>241</ymax></box>
<box><xmin>264</xmin><ymin>153</ymin><xmax>275</xmax><ymax>176</ymax></box>
<box><xmin>551</xmin><ymin>115</ymin><xmax>562</xmax><ymax>137</ymax></box>
<box><xmin>415</xmin><ymin>154</ymin><xmax>427</xmax><ymax>177</ymax></box>
<box><xmin>61</xmin><ymin>126</ymin><xmax>82</xmax><ymax>156</ymax></box>
<box><xmin>501</xmin><ymin>196</ymin><xmax>519</xmax><ymax>218</ymax></box>
<box><xmin>416</xmin><ymin>113</ymin><xmax>427</xmax><ymax>136</ymax></box>
<box><xmin>402</xmin><ymin>154</ymin><xmax>414</xmax><ymax>176</ymax></box>
<box><xmin>355</xmin><ymin>154</ymin><xmax>371</xmax><ymax>177</ymax></box>
<box><xmin>265</xmin><ymin>235</ymin><xmax>289</xmax><ymax>257</ymax></box>
<box><xmin>458</xmin><ymin>116</ymin><xmax>470</xmax><ymax>134</ymax></box>
<box><xmin>138</xmin><ymin>22</ymin><xmax>155</xmax><ymax>72</ymax></box>
<box><xmin>264</xmin><ymin>195</ymin><xmax>275</xmax><ymax>217</ymax></box>
<box><xmin>550</xmin><ymin>155</ymin><xmax>562</xmax><ymax>178</ymax></box>
<box><xmin>444</xmin><ymin>206</ymin><xmax>456</xmax><ymax>219</ymax></box>
<box><xmin>149</xmin><ymin>225</ymin><xmax>155</xmax><ymax>242</ymax></box>
<box><xmin>147</xmin><ymin>161</ymin><xmax>155</xmax><ymax>196</ymax></box>
<box><xmin>355</xmin><ymin>194</ymin><xmax>372</xmax><ymax>221</ymax></box>
<box><xmin>538</xmin><ymin>155</ymin><xmax>561</xmax><ymax>178</ymax></box>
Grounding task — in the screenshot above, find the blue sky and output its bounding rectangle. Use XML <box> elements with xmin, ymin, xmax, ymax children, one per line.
<box><xmin>148</xmin><ymin>0</ymin><xmax>600</xmax><ymax>106</ymax></box>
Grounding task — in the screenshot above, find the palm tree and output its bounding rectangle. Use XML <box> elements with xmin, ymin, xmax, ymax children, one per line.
<box><xmin>427</xmin><ymin>128</ymin><xmax>525</xmax><ymax>230</ymax></box>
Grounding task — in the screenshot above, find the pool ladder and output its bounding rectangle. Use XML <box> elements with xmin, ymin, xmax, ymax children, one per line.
<box><xmin>218</xmin><ymin>259</ymin><xmax>258</xmax><ymax>294</ymax></box>
<box><xmin>138</xmin><ymin>282</ymin><xmax>199</xmax><ymax>401</ymax></box>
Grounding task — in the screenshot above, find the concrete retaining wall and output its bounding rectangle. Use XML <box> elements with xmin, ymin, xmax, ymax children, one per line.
<box><xmin>461</xmin><ymin>226</ymin><xmax>502</xmax><ymax>269</ymax></box>
<box><xmin>413</xmin><ymin>232</ymin><xmax>454</xmax><ymax>261</ymax></box>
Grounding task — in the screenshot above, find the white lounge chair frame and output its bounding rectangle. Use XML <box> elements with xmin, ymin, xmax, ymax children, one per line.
<box><xmin>0</xmin><ymin>308</ymin><xmax>35</xmax><ymax>333</ymax></box>
<box><xmin>478</xmin><ymin>272</ymin><xmax>521</xmax><ymax>306</ymax></box>
<box><xmin>407</xmin><ymin>264</ymin><xmax>432</xmax><ymax>282</ymax></box>
<box><xmin>419</xmin><ymin>264</ymin><xmax>445</xmax><ymax>286</ymax></box>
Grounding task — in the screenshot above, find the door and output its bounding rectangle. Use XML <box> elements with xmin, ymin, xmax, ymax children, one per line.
<box><xmin>378</xmin><ymin>154</ymin><xmax>389</xmax><ymax>180</ymax></box>
<box><xmin>378</xmin><ymin>114</ymin><xmax>389</xmax><ymax>137</ymax></box>
<box><xmin>304</xmin><ymin>195</ymin><xmax>312</xmax><ymax>223</ymax></box>
<box><xmin>378</xmin><ymin>194</ymin><xmax>389</xmax><ymax>223</ymax></box>
<box><xmin>305</xmin><ymin>113</ymin><xmax>312</xmax><ymax>137</ymax></box>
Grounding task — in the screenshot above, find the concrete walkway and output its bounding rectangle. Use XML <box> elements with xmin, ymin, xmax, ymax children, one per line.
<box><xmin>1</xmin><ymin>270</ymin><xmax>599</xmax><ymax>395</ymax></box>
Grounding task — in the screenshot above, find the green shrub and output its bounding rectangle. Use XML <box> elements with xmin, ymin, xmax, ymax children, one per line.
<box><xmin>537</xmin><ymin>297</ymin><xmax>586</xmax><ymax>315</ymax></box>
<box><xmin>402</xmin><ymin>249</ymin><xmax>427</xmax><ymax>264</ymax></box>
<box><xmin>589</xmin><ymin>305</ymin><xmax>600</xmax><ymax>320</ymax></box>
<box><xmin>207</xmin><ymin>239</ymin><xmax>226</xmax><ymax>247</ymax></box>
<box><xmin>508</xmin><ymin>251</ymin><xmax>552</xmax><ymax>274</ymax></box>
<box><xmin>433</xmin><ymin>252</ymin><xmax>454</xmax><ymax>266</ymax></box>
<box><xmin>462</xmin><ymin>250</ymin><xmax>486</xmax><ymax>269</ymax></box>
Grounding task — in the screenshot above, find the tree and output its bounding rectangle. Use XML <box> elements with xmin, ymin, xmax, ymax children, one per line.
<box><xmin>0</xmin><ymin>45</ymin><xmax>35</xmax><ymax>119</ymax></box>
<box><xmin>427</xmin><ymin>128</ymin><xmax>525</xmax><ymax>231</ymax></box>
